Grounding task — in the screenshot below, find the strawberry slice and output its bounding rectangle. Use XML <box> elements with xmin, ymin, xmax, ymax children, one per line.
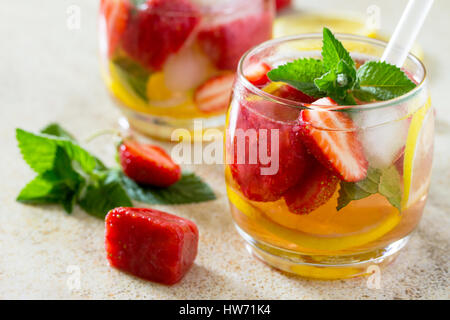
<box><xmin>244</xmin><ymin>62</ymin><xmax>271</xmax><ymax>86</ymax></box>
<box><xmin>119</xmin><ymin>140</ymin><xmax>181</xmax><ymax>187</ymax></box>
<box><xmin>194</xmin><ymin>73</ymin><xmax>235</xmax><ymax>113</ymax></box>
<box><xmin>283</xmin><ymin>161</ymin><xmax>339</xmax><ymax>215</ymax></box>
<box><xmin>197</xmin><ymin>10</ymin><xmax>273</xmax><ymax>70</ymax></box>
<box><xmin>100</xmin><ymin>0</ymin><xmax>131</xmax><ymax>58</ymax></box>
<box><xmin>276</xmin><ymin>0</ymin><xmax>292</xmax><ymax>11</ymax></box>
<box><xmin>228</xmin><ymin>99</ymin><xmax>310</xmax><ymax>202</ymax></box>
<box><xmin>298</xmin><ymin>97</ymin><xmax>368</xmax><ymax>182</ymax></box>
<box><xmin>121</xmin><ymin>0</ymin><xmax>201</xmax><ymax>71</ymax></box>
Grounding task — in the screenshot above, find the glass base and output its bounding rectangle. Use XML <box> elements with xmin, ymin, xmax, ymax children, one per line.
<box><xmin>118</xmin><ymin>106</ymin><xmax>225</xmax><ymax>142</ymax></box>
<box><xmin>235</xmin><ymin>225</ymin><xmax>409</xmax><ymax>280</ymax></box>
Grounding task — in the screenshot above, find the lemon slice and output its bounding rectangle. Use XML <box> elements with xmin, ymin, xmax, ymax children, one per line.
<box><xmin>261</xmin><ymin>81</ymin><xmax>284</xmax><ymax>93</ymax></box>
<box><xmin>401</xmin><ymin>98</ymin><xmax>433</xmax><ymax>209</ymax></box>
<box><xmin>105</xmin><ymin>62</ymin><xmax>205</xmax><ymax>118</ymax></box>
<box><xmin>146</xmin><ymin>72</ymin><xmax>175</xmax><ymax>101</ymax></box>
<box><xmin>227</xmin><ymin>185</ymin><xmax>400</xmax><ymax>252</ymax></box>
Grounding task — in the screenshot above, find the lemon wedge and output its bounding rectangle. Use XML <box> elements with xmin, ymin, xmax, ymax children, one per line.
<box><xmin>401</xmin><ymin>98</ymin><xmax>433</xmax><ymax>209</ymax></box>
<box><xmin>146</xmin><ymin>72</ymin><xmax>175</xmax><ymax>101</ymax></box>
<box><xmin>106</xmin><ymin>62</ymin><xmax>205</xmax><ymax>118</ymax></box>
<box><xmin>227</xmin><ymin>185</ymin><xmax>400</xmax><ymax>252</ymax></box>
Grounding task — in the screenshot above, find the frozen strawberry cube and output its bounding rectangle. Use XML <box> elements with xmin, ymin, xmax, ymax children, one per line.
<box><xmin>105</xmin><ymin>207</ymin><xmax>199</xmax><ymax>285</ymax></box>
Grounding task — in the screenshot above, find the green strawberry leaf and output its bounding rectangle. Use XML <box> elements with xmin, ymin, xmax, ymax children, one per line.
<box><xmin>322</xmin><ymin>27</ymin><xmax>355</xmax><ymax>71</ymax></box>
<box><xmin>78</xmin><ymin>170</ymin><xmax>132</xmax><ymax>218</ymax></box>
<box><xmin>356</xmin><ymin>61</ymin><xmax>416</xmax><ymax>101</ymax></box>
<box><xmin>119</xmin><ymin>171</ymin><xmax>216</xmax><ymax>205</ymax></box>
<box><xmin>112</xmin><ymin>56</ymin><xmax>150</xmax><ymax>102</ymax></box>
<box><xmin>337</xmin><ymin>166</ymin><xmax>402</xmax><ymax>211</ymax></box>
<box><xmin>267</xmin><ymin>58</ymin><xmax>325</xmax><ymax>97</ymax></box>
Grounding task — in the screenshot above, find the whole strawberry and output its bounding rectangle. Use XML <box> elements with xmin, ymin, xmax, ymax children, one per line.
<box><xmin>119</xmin><ymin>140</ymin><xmax>181</xmax><ymax>187</ymax></box>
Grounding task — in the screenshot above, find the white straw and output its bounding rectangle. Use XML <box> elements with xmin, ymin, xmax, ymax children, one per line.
<box><xmin>381</xmin><ymin>0</ymin><xmax>434</xmax><ymax>67</ymax></box>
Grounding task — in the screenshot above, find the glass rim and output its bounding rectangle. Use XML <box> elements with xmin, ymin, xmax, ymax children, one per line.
<box><xmin>134</xmin><ymin>0</ymin><xmax>267</xmax><ymax>16</ymax></box>
<box><xmin>237</xmin><ymin>33</ymin><xmax>428</xmax><ymax>112</ymax></box>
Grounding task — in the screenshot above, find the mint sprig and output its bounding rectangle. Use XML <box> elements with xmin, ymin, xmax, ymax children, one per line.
<box><xmin>112</xmin><ymin>55</ymin><xmax>151</xmax><ymax>102</ymax></box>
<box><xmin>267</xmin><ymin>27</ymin><xmax>416</xmax><ymax>105</ymax></box>
<box><xmin>16</xmin><ymin>124</ymin><xmax>216</xmax><ymax>218</ymax></box>
<box><xmin>337</xmin><ymin>166</ymin><xmax>402</xmax><ymax>212</ymax></box>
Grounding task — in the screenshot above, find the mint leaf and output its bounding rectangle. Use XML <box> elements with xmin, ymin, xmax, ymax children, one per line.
<box><xmin>337</xmin><ymin>166</ymin><xmax>402</xmax><ymax>211</ymax></box>
<box><xmin>322</xmin><ymin>27</ymin><xmax>355</xmax><ymax>71</ymax></box>
<box><xmin>351</xmin><ymin>89</ymin><xmax>377</xmax><ymax>102</ymax></box>
<box><xmin>265</xmin><ymin>28</ymin><xmax>416</xmax><ymax>106</ymax></box>
<box><xmin>379</xmin><ymin>165</ymin><xmax>402</xmax><ymax>211</ymax></box>
<box><xmin>267</xmin><ymin>58</ymin><xmax>325</xmax><ymax>97</ymax></box>
<box><xmin>17</xmin><ymin>174</ymin><xmax>76</xmax><ymax>209</ymax></box>
<box><xmin>119</xmin><ymin>171</ymin><xmax>216</xmax><ymax>205</ymax></box>
<box><xmin>78</xmin><ymin>170</ymin><xmax>132</xmax><ymax>218</ymax></box>
<box><xmin>314</xmin><ymin>70</ymin><xmax>337</xmax><ymax>94</ymax></box>
<box><xmin>41</xmin><ymin>123</ymin><xmax>75</xmax><ymax>141</ymax></box>
<box><xmin>337</xmin><ymin>168</ymin><xmax>381</xmax><ymax>210</ymax></box>
<box><xmin>17</xmin><ymin>147</ymin><xmax>84</xmax><ymax>213</ymax></box>
<box><xmin>17</xmin><ymin>129</ymin><xmax>104</xmax><ymax>174</ymax></box>
<box><xmin>39</xmin><ymin>124</ymin><xmax>107</xmax><ymax>170</ymax></box>
<box><xmin>112</xmin><ymin>56</ymin><xmax>150</xmax><ymax>102</ymax></box>
<box><xmin>314</xmin><ymin>60</ymin><xmax>358</xmax><ymax>105</ymax></box>
<box><xmin>130</xmin><ymin>0</ymin><xmax>147</xmax><ymax>7</ymax></box>
<box><xmin>356</xmin><ymin>61</ymin><xmax>416</xmax><ymax>101</ymax></box>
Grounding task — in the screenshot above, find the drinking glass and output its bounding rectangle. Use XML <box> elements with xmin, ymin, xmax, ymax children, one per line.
<box><xmin>99</xmin><ymin>0</ymin><xmax>274</xmax><ymax>140</ymax></box>
<box><xmin>225</xmin><ymin>34</ymin><xmax>434</xmax><ymax>279</ymax></box>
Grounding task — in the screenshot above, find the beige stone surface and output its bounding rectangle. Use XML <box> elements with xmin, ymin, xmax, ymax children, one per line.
<box><xmin>0</xmin><ymin>0</ymin><xmax>448</xmax><ymax>299</ymax></box>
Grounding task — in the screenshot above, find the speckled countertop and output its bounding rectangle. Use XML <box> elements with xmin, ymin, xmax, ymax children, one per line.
<box><xmin>0</xmin><ymin>0</ymin><xmax>449</xmax><ymax>299</ymax></box>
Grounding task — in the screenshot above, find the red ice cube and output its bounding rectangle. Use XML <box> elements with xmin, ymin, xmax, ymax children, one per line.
<box><xmin>105</xmin><ymin>207</ymin><xmax>198</xmax><ymax>285</ymax></box>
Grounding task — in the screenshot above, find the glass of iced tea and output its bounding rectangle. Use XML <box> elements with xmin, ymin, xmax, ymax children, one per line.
<box><xmin>225</xmin><ymin>33</ymin><xmax>433</xmax><ymax>279</ymax></box>
<box><xmin>99</xmin><ymin>0</ymin><xmax>274</xmax><ymax>140</ymax></box>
